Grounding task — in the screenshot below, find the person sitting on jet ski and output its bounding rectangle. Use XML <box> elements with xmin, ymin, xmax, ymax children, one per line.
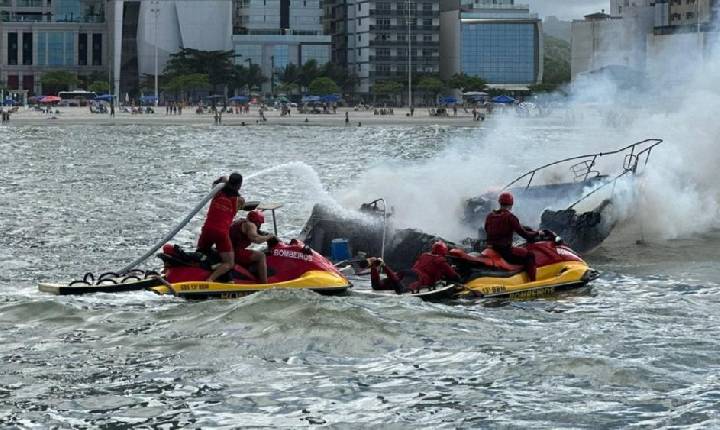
<box><xmin>365</xmin><ymin>241</ymin><xmax>460</xmax><ymax>293</ymax></box>
<box><xmin>484</xmin><ymin>191</ymin><xmax>539</xmax><ymax>281</ymax></box>
<box><xmin>229</xmin><ymin>210</ymin><xmax>275</xmax><ymax>284</ymax></box>
<box><xmin>197</xmin><ymin>173</ymin><xmax>245</xmax><ymax>282</ymax></box>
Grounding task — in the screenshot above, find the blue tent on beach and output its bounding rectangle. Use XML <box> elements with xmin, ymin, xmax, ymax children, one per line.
<box><xmin>492</xmin><ymin>95</ymin><xmax>516</xmax><ymax>104</ymax></box>
<box><xmin>95</xmin><ymin>94</ymin><xmax>114</xmax><ymax>102</ymax></box>
<box><xmin>439</xmin><ymin>96</ymin><xmax>459</xmax><ymax>105</ymax></box>
<box><xmin>320</xmin><ymin>94</ymin><xmax>340</xmax><ymax>103</ymax></box>
<box><xmin>228</xmin><ymin>95</ymin><xmax>249</xmax><ymax>102</ymax></box>
<box><xmin>302</xmin><ymin>95</ymin><xmax>321</xmax><ymax>103</ymax></box>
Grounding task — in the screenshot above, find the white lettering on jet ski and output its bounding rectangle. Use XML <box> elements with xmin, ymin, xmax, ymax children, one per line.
<box><xmin>273</xmin><ymin>249</ymin><xmax>314</xmax><ymax>261</ymax></box>
<box><xmin>556</xmin><ymin>247</ymin><xmax>577</xmax><ymax>258</ymax></box>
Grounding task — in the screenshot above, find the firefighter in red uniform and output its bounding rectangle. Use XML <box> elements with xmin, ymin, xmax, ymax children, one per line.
<box><xmin>484</xmin><ymin>191</ymin><xmax>539</xmax><ymax>281</ymax></box>
<box><xmin>197</xmin><ymin>173</ymin><xmax>245</xmax><ymax>282</ymax></box>
<box><xmin>367</xmin><ymin>241</ymin><xmax>460</xmax><ymax>293</ymax></box>
<box><xmin>229</xmin><ymin>210</ymin><xmax>275</xmax><ymax>284</ymax></box>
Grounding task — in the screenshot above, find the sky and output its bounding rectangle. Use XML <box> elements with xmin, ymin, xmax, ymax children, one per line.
<box><xmin>526</xmin><ymin>0</ymin><xmax>610</xmax><ymax>20</ymax></box>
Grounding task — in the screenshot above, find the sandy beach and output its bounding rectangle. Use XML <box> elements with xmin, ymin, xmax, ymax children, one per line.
<box><xmin>0</xmin><ymin>105</ymin><xmax>488</xmax><ymax>127</ymax></box>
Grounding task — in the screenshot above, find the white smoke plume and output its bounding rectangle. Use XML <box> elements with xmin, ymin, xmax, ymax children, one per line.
<box><xmin>339</xmin><ymin>27</ymin><xmax>720</xmax><ymax>244</ymax></box>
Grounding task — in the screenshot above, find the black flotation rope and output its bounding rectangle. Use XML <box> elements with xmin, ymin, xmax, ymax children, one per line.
<box><xmin>68</xmin><ymin>269</ymin><xmax>161</xmax><ymax>287</ymax></box>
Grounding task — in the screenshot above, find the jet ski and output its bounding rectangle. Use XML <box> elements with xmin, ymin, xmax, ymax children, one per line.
<box><xmin>448</xmin><ymin>230</ymin><xmax>598</xmax><ymax>300</ymax></box>
<box><xmin>151</xmin><ymin>239</ymin><xmax>351</xmax><ymax>299</ymax></box>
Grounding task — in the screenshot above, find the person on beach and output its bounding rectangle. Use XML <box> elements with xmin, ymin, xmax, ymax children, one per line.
<box><xmin>484</xmin><ymin>192</ymin><xmax>539</xmax><ymax>281</ymax></box>
<box><xmin>365</xmin><ymin>241</ymin><xmax>460</xmax><ymax>293</ymax></box>
<box><xmin>197</xmin><ymin>173</ymin><xmax>245</xmax><ymax>282</ymax></box>
<box><xmin>229</xmin><ymin>210</ymin><xmax>275</xmax><ymax>284</ymax></box>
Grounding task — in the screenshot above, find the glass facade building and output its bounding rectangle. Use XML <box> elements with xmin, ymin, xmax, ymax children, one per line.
<box><xmin>460</xmin><ymin>22</ymin><xmax>538</xmax><ymax>84</ymax></box>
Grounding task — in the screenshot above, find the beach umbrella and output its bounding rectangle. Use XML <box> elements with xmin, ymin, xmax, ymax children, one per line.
<box><xmin>492</xmin><ymin>95</ymin><xmax>516</xmax><ymax>104</ymax></box>
<box><xmin>40</xmin><ymin>95</ymin><xmax>61</xmax><ymax>104</ymax></box>
<box><xmin>228</xmin><ymin>95</ymin><xmax>248</xmax><ymax>102</ymax></box>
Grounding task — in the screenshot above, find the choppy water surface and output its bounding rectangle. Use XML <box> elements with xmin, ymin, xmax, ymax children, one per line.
<box><xmin>1</xmin><ymin>123</ymin><xmax>719</xmax><ymax>428</ymax></box>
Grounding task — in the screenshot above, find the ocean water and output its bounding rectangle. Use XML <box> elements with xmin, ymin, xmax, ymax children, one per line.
<box><xmin>1</xmin><ymin>120</ymin><xmax>719</xmax><ymax>428</ymax></box>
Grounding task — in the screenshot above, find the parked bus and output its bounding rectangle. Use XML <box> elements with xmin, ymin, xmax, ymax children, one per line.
<box><xmin>58</xmin><ymin>90</ymin><xmax>96</xmax><ymax>106</ymax></box>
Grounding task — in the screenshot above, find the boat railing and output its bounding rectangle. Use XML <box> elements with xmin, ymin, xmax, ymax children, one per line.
<box><xmin>566</xmin><ymin>139</ymin><xmax>663</xmax><ymax>209</ymax></box>
<box><xmin>502</xmin><ymin>138</ymin><xmax>663</xmax><ymax>190</ymax></box>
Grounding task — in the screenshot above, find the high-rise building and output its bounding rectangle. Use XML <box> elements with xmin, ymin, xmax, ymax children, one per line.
<box><xmin>0</xmin><ymin>0</ymin><xmax>107</xmax><ymax>95</ymax></box>
<box><xmin>110</xmin><ymin>0</ymin><xmax>233</xmax><ymax>100</ymax></box>
<box><xmin>440</xmin><ymin>0</ymin><xmax>543</xmax><ymax>88</ymax></box>
<box><xmin>325</xmin><ymin>0</ymin><xmax>441</xmax><ymax>101</ymax></box>
<box><xmin>610</xmin><ymin>0</ymin><xmax>654</xmax><ymax>16</ymax></box>
<box><xmin>232</xmin><ymin>0</ymin><xmax>331</xmax><ymax>94</ymax></box>
<box><xmin>653</xmin><ymin>0</ymin><xmax>716</xmax><ymax>32</ymax></box>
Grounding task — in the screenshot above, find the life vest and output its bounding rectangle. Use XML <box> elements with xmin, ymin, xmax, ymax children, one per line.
<box><xmin>412</xmin><ymin>253</ymin><xmax>458</xmax><ymax>286</ymax></box>
<box><xmin>202</xmin><ymin>187</ymin><xmax>239</xmax><ymax>232</ymax></box>
<box><xmin>229</xmin><ymin>219</ymin><xmax>252</xmax><ymax>250</ymax></box>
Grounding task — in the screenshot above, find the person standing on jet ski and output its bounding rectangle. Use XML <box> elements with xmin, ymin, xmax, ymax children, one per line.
<box><xmin>484</xmin><ymin>192</ymin><xmax>539</xmax><ymax>281</ymax></box>
<box><xmin>229</xmin><ymin>210</ymin><xmax>275</xmax><ymax>284</ymax></box>
<box><xmin>366</xmin><ymin>241</ymin><xmax>460</xmax><ymax>293</ymax></box>
<box><xmin>197</xmin><ymin>173</ymin><xmax>245</xmax><ymax>282</ymax></box>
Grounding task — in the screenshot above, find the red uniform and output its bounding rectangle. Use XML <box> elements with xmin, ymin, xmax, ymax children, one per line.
<box><xmin>197</xmin><ymin>188</ymin><xmax>240</xmax><ymax>253</ymax></box>
<box><xmin>370</xmin><ymin>264</ymin><xmax>405</xmax><ymax>291</ymax></box>
<box><xmin>484</xmin><ymin>208</ymin><xmax>537</xmax><ymax>280</ymax></box>
<box><xmin>410</xmin><ymin>253</ymin><xmax>460</xmax><ymax>290</ymax></box>
<box><xmin>229</xmin><ymin>219</ymin><xmax>255</xmax><ymax>265</ymax></box>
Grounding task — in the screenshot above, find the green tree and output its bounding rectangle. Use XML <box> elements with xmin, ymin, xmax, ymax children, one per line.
<box><xmin>229</xmin><ymin>64</ymin><xmax>267</xmax><ymax>94</ymax></box>
<box><xmin>78</xmin><ymin>71</ymin><xmax>107</xmax><ymax>90</ymax></box>
<box><xmin>163</xmin><ymin>73</ymin><xmax>210</xmax><ymax>100</ymax></box>
<box><xmin>308</xmin><ymin>77</ymin><xmax>340</xmax><ymax>95</ymax></box>
<box><xmin>279</xmin><ymin>63</ymin><xmax>302</xmax><ymax>86</ymax></box>
<box><xmin>321</xmin><ymin>62</ymin><xmax>358</xmax><ymax>97</ymax></box>
<box><xmin>41</xmin><ymin>71</ymin><xmax>79</xmax><ymax>95</ymax></box>
<box><xmin>447</xmin><ymin>73</ymin><xmax>487</xmax><ymax>92</ymax></box>
<box><xmin>298</xmin><ymin>60</ymin><xmax>321</xmax><ymax>89</ymax></box>
<box><xmin>88</xmin><ymin>81</ymin><xmax>110</xmax><ymax>93</ymax></box>
<box><xmin>417</xmin><ymin>76</ymin><xmax>446</xmax><ymax>103</ymax></box>
<box><xmin>163</xmin><ymin>48</ymin><xmax>234</xmax><ymax>94</ymax></box>
<box><xmin>276</xmin><ymin>82</ymin><xmax>300</xmax><ymax>95</ymax></box>
<box><xmin>373</xmin><ymin>80</ymin><xmax>404</xmax><ymax>101</ymax></box>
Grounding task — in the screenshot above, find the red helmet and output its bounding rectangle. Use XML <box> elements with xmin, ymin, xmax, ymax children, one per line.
<box><xmin>247</xmin><ymin>210</ymin><xmax>265</xmax><ymax>225</ymax></box>
<box><xmin>431</xmin><ymin>240</ymin><xmax>448</xmax><ymax>256</ymax></box>
<box><xmin>498</xmin><ymin>192</ymin><xmax>514</xmax><ymax>206</ymax></box>
<box><xmin>162</xmin><ymin>244</ymin><xmax>175</xmax><ymax>255</ymax></box>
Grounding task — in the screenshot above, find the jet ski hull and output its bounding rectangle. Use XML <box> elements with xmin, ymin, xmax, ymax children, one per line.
<box><xmin>460</xmin><ymin>261</ymin><xmax>598</xmax><ymax>300</ymax></box>
<box><xmin>150</xmin><ymin>270</ymin><xmax>351</xmax><ymax>300</ymax></box>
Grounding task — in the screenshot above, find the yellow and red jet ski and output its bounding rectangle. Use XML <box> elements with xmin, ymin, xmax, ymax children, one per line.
<box><xmin>151</xmin><ymin>239</ymin><xmax>351</xmax><ymax>299</ymax></box>
<box><xmin>448</xmin><ymin>231</ymin><xmax>598</xmax><ymax>300</ymax></box>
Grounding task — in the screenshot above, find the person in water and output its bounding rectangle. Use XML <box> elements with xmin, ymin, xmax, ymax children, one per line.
<box><xmin>484</xmin><ymin>191</ymin><xmax>539</xmax><ymax>281</ymax></box>
<box><xmin>366</xmin><ymin>241</ymin><xmax>460</xmax><ymax>293</ymax></box>
<box><xmin>197</xmin><ymin>173</ymin><xmax>245</xmax><ymax>282</ymax></box>
<box><xmin>229</xmin><ymin>210</ymin><xmax>275</xmax><ymax>284</ymax></box>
